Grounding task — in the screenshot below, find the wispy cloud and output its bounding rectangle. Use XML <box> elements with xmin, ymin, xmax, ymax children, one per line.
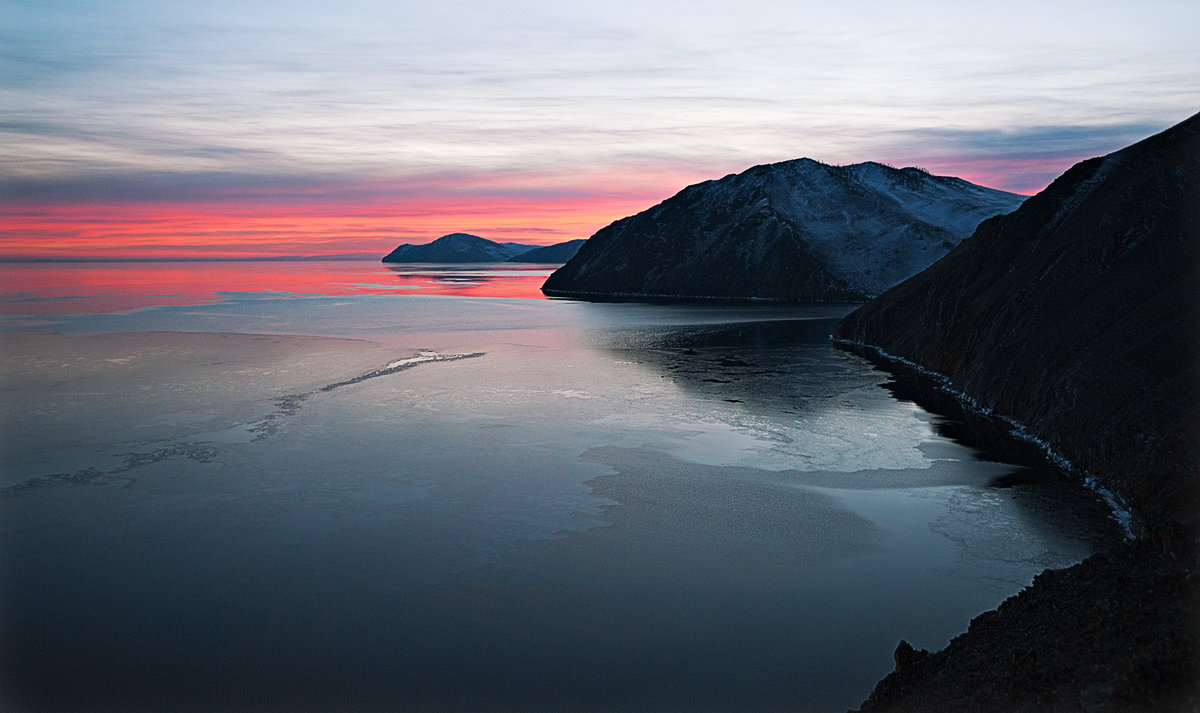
<box><xmin>869</xmin><ymin>121</ymin><xmax>1180</xmax><ymax>193</ymax></box>
<box><xmin>894</xmin><ymin>123</ymin><xmax>1170</xmax><ymax>157</ymax></box>
<box><xmin>2</xmin><ymin>0</ymin><xmax>1197</xmax><ymax>256</ymax></box>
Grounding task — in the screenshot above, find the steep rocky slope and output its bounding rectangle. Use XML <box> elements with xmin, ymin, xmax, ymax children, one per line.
<box><xmin>542</xmin><ymin>159</ymin><xmax>1024</xmax><ymax>301</ymax></box>
<box><xmin>837</xmin><ymin>113</ymin><xmax>1200</xmax><ymax>711</ymax></box>
<box><xmin>835</xmin><ymin>113</ymin><xmax>1199</xmax><ymax>530</ymax></box>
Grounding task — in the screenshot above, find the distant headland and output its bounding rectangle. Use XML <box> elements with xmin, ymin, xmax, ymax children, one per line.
<box><xmin>382</xmin><ymin>233</ymin><xmax>583</xmax><ymax>264</ymax></box>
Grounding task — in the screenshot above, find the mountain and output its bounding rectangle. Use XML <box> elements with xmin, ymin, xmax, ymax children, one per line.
<box><xmin>504</xmin><ymin>239</ymin><xmax>585</xmax><ymax>263</ymax></box>
<box><xmin>541</xmin><ymin>159</ymin><xmax>1025</xmax><ymax>301</ymax></box>
<box><xmin>836</xmin><ymin>114</ymin><xmax>1200</xmax><ymax>711</ymax></box>
<box><xmin>380</xmin><ymin>234</ymin><xmax>586</xmax><ymax>264</ymax></box>
<box><xmin>382</xmin><ymin>233</ymin><xmax>536</xmax><ymax>263</ymax></box>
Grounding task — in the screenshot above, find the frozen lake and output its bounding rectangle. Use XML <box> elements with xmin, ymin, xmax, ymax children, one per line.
<box><xmin>0</xmin><ymin>261</ymin><xmax>1118</xmax><ymax>712</ymax></box>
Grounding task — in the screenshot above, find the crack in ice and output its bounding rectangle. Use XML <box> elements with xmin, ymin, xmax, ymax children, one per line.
<box><xmin>2</xmin><ymin>350</ymin><xmax>485</xmax><ymax>495</ymax></box>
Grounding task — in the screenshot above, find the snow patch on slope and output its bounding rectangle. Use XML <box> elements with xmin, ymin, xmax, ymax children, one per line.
<box><xmin>760</xmin><ymin>161</ymin><xmax>1025</xmax><ymax>295</ymax></box>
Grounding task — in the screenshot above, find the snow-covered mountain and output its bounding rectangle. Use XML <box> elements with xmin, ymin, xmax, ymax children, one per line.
<box><xmin>382</xmin><ymin>233</ymin><xmax>538</xmax><ymax>263</ymax></box>
<box><xmin>542</xmin><ymin>159</ymin><xmax>1026</xmax><ymax>301</ymax></box>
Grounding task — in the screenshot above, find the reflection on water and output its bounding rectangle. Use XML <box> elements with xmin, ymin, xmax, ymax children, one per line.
<box><xmin>592</xmin><ymin>317</ymin><xmax>855</xmax><ymax>413</ymax></box>
<box><xmin>383</xmin><ymin>263</ymin><xmax>558</xmax><ymax>298</ymax></box>
<box><xmin>0</xmin><ymin>260</ymin><xmax>559</xmax><ymax>318</ymax></box>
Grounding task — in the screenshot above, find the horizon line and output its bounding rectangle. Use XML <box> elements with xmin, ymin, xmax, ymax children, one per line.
<box><xmin>0</xmin><ymin>255</ymin><xmax>384</xmax><ymax>264</ymax></box>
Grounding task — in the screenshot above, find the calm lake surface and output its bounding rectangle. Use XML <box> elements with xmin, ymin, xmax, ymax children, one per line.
<box><xmin>0</xmin><ymin>261</ymin><xmax>1118</xmax><ymax>712</ymax></box>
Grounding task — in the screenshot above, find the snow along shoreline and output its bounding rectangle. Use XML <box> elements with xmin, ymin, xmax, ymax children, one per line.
<box><xmin>832</xmin><ymin>336</ymin><xmax>1139</xmax><ymax>539</ymax></box>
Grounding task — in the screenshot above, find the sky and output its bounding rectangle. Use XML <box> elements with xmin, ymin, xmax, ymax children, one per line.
<box><xmin>2</xmin><ymin>0</ymin><xmax>1197</xmax><ymax>259</ymax></box>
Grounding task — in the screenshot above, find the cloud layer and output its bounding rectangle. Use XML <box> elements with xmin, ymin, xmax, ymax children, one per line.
<box><xmin>2</xmin><ymin>0</ymin><xmax>1197</xmax><ymax>257</ymax></box>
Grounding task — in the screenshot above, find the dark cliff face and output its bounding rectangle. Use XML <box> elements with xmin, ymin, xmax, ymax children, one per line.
<box><xmin>542</xmin><ymin>159</ymin><xmax>1024</xmax><ymax>301</ymax></box>
<box><xmin>835</xmin><ymin>113</ymin><xmax>1200</xmax><ymax>531</ymax></box>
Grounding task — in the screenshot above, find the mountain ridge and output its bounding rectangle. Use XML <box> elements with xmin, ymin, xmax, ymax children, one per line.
<box><xmin>542</xmin><ymin>158</ymin><xmax>1025</xmax><ymax>301</ymax></box>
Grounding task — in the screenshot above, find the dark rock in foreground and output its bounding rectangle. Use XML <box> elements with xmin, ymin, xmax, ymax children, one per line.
<box><xmin>858</xmin><ymin>538</ymin><xmax>1198</xmax><ymax>713</ymax></box>
<box><xmin>543</xmin><ymin>159</ymin><xmax>1024</xmax><ymax>301</ymax></box>
<box><xmin>837</xmin><ymin>113</ymin><xmax>1200</xmax><ymax>711</ymax></box>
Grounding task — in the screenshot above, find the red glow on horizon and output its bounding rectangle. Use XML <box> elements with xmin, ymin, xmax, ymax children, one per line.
<box><xmin>0</xmin><ymin>171</ymin><xmax>700</xmax><ymax>261</ymax></box>
<box><xmin>0</xmin><ymin>156</ymin><xmax>1085</xmax><ymax>261</ymax></box>
<box><xmin>0</xmin><ymin>198</ymin><xmax>630</xmax><ymax>260</ymax></box>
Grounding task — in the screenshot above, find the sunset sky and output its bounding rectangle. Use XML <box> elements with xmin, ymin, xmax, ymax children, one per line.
<box><xmin>2</xmin><ymin>0</ymin><xmax>1197</xmax><ymax>259</ymax></box>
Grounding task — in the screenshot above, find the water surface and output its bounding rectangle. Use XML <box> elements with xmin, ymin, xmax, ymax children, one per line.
<box><xmin>0</xmin><ymin>261</ymin><xmax>1118</xmax><ymax>712</ymax></box>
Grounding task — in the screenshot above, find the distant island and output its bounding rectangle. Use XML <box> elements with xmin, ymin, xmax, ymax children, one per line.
<box><xmin>382</xmin><ymin>233</ymin><xmax>583</xmax><ymax>264</ymax></box>
<box><xmin>542</xmin><ymin>159</ymin><xmax>1025</xmax><ymax>302</ymax></box>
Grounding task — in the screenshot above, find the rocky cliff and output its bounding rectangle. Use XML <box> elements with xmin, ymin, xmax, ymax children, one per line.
<box><xmin>835</xmin><ymin>113</ymin><xmax>1199</xmax><ymax>531</ymax></box>
<box><xmin>542</xmin><ymin>159</ymin><xmax>1024</xmax><ymax>301</ymax></box>
<box><xmin>837</xmin><ymin>113</ymin><xmax>1200</xmax><ymax>712</ymax></box>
